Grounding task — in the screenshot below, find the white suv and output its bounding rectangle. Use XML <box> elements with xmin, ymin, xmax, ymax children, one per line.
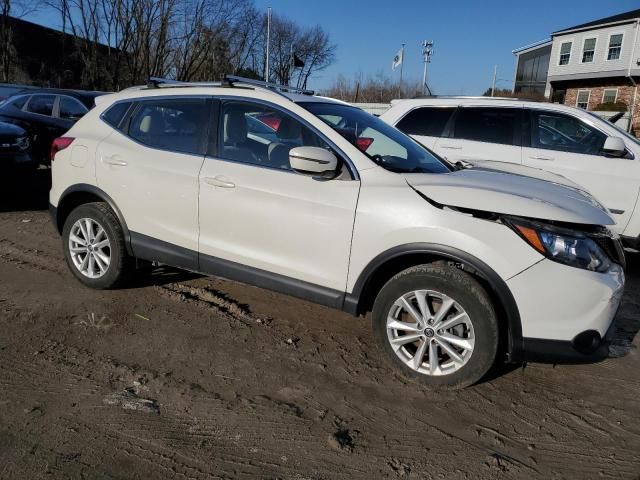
<box><xmin>381</xmin><ymin>97</ymin><xmax>640</xmax><ymax>246</ymax></box>
<box><xmin>49</xmin><ymin>77</ymin><xmax>625</xmax><ymax>388</ymax></box>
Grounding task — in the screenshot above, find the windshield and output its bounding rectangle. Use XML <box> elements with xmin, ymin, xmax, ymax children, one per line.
<box><xmin>300</xmin><ymin>102</ymin><xmax>451</xmax><ymax>174</ymax></box>
<box><xmin>586</xmin><ymin>110</ymin><xmax>640</xmax><ymax>147</ymax></box>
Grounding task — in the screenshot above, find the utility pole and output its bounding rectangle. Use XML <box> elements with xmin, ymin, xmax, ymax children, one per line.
<box><xmin>491</xmin><ymin>65</ymin><xmax>497</xmax><ymax>97</ymax></box>
<box><xmin>422</xmin><ymin>40</ymin><xmax>434</xmax><ymax>96</ymax></box>
<box><xmin>265</xmin><ymin>7</ymin><xmax>271</xmax><ymax>82</ymax></box>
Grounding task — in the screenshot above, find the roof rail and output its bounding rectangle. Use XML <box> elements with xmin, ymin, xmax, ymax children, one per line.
<box><xmin>225</xmin><ymin>75</ymin><xmax>315</xmax><ymax>96</ymax></box>
<box><xmin>145</xmin><ymin>75</ymin><xmax>315</xmax><ymax>100</ymax></box>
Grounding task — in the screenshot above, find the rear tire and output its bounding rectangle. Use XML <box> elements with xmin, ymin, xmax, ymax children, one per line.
<box><xmin>62</xmin><ymin>202</ymin><xmax>134</xmax><ymax>289</ymax></box>
<box><xmin>372</xmin><ymin>263</ymin><xmax>498</xmax><ymax>389</ymax></box>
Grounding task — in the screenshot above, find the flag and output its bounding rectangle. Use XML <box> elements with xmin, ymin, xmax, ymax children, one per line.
<box><xmin>293</xmin><ymin>53</ymin><xmax>305</xmax><ymax>68</ymax></box>
<box><xmin>392</xmin><ymin>47</ymin><xmax>403</xmax><ymax>70</ymax></box>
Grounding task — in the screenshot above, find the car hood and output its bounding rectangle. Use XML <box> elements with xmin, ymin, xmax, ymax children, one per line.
<box><xmin>0</xmin><ymin>120</ymin><xmax>25</xmax><ymax>136</ymax></box>
<box><xmin>405</xmin><ymin>169</ymin><xmax>614</xmax><ymax>226</ymax></box>
<box><xmin>461</xmin><ymin>159</ymin><xmax>583</xmax><ymax>190</ymax></box>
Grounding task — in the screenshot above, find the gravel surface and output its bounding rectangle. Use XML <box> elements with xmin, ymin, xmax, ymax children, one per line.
<box><xmin>0</xmin><ymin>169</ymin><xmax>639</xmax><ymax>479</ymax></box>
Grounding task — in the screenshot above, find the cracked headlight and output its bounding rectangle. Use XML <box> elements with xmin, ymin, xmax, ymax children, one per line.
<box><xmin>506</xmin><ymin>217</ymin><xmax>612</xmax><ymax>273</ymax></box>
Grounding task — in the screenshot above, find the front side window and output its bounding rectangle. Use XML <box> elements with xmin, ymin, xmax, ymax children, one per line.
<box><xmin>582</xmin><ymin>38</ymin><xmax>596</xmax><ymax>63</ymax></box>
<box><xmin>128</xmin><ymin>99</ymin><xmax>207</xmax><ymax>155</ymax></box>
<box><xmin>395</xmin><ymin>107</ymin><xmax>455</xmax><ymax>137</ymax></box>
<box><xmin>218</xmin><ymin>101</ymin><xmax>329</xmax><ymax>170</ymax></box>
<box><xmin>59</xmin><ymin>96</ymin><xmax>88</xmax><ymax>120</ymax></box>
<box><xmin>607</xmin><ymin>34</ymin><xmax>623</xmax><ymax>60</ymax></box>
<box><xmin>453</xmin><ymin>107</ymin><xmax>520</xmax><ymax>146</ymax></box>
<box><xmin>530</xmin><ymin>110</ymin><xmax>606</xmax><ymax>155</ymax></box>
<box><xmin>602</xmin><ymin>88</ymin><xmax>618</xmax><ymax>104</ymax></box>
<box><xmin>26</xmin><ymin>94</ymin><xmax>56</xmax><ymax>116</ymax></box>
<box><xmin>559</xmin><ymin>41</ymin><xmax>572</xmax><ymax>65</ymax></box>
<box><xmin>301</xmin><ymin>102</ymin><xmax>450</xmax><ymax>174</ymax></box>
<box><xmin>576</xmin><ymin>90</ymin><xmax>590</xmax><ymax>109</ymax></box>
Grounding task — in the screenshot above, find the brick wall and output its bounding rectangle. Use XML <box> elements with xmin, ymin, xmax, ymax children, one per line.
<box><xmin>563</xmin><ymin>81</ymin><xmax>640</xmax><ymax>138</ymax></box>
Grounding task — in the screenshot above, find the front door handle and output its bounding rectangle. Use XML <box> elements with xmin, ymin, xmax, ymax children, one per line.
<box><xmin>440</xmin><ymin>145</ymin><xmax>462</xmax><ymax>150</ymax></box>
<box><xmin>103</xmin><ymin>155</ymin><xmax>128</xmax><ymax>166</ymax></box>
<box><xmin>203</xmin><ymin>176</ymin><xmax>235</xmax><ymax>188</ymax></box>
<box><xmin>529</xmin><ymin>155</ymin><xmax>554</xmax><ymax>161</ymax></box>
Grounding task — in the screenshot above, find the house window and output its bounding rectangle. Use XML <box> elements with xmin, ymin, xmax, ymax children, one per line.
<box><xmin>602</xmin><ymin>88</ymin><xmax>618</xmax><ymax>104</ymax></box>
<box><xmin>559</xmin><ymin>42</ymin><xmax>572</xmax><ymax>65</ymax></box>
<box><xmin>582</xmin><ymin>38</ymin><xmax>596</xmax><ymax>63</ymax></box>
<box><xmin>576</xmin><ymin>90</ymin><xmax>590</xmax><ymax>109</ymax></box>
<box><xmin>607</xmin><ymin>34</ymin><xmax>623</xmax><ymax>60</ymax></box>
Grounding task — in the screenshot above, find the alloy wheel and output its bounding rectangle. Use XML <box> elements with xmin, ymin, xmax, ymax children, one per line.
<box><xmin>68</xmin><ymin>218</ymin><xmax>111</xmax><ymax>279</ymax></box>
<box><xmin>386</xmin><ymin>290</ymin><xmax>475</xmax><ymax>376</ymax></box>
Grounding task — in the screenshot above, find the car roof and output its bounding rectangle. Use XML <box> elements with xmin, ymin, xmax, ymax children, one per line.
<box><xmin>96</xmin><ymin>84</ymin><xmax>346</xmax><ymax>109</ymax></box>
<box><xmin>10</xmin><ymin>88</ymin><xmax>107</xmax><ymax>108</ymax></box>
<box><xmin>382</xmin><ymin>97</ymin><xmax>594</xmax><ymax>116</ymax></box>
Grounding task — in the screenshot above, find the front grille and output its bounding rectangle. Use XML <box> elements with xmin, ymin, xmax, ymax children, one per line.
<box><xmin>591</xmin><ymin>234</ymin><xmax>626</xmax><ymax>268</ymax></box>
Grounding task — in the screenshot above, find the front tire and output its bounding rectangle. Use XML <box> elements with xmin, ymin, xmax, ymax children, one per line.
<box><xmin>372</xmin><ymin>264</ymin><xmax>498</xmax><ymax>389</ymax></box>
<box><xmin>62</xmin><ymin>202</ymin><xmax>133</xmax><ymax>289</ymax></box>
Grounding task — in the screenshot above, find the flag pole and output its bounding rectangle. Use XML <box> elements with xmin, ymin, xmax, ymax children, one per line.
<box><xmin>399</xmin><ymin>43</ymin><xmax>405</xmax><ymax>99</ymax></box>
<box><xmin>265</xmin><ymin>7</ymin><xmax>271</xmax><ymax>82</ymax></box>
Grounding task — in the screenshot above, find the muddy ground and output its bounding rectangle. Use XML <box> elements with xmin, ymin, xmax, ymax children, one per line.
<box><xmin>0</xmin><ymin>169</ymin><xmax>639</xmax><ymax>480</ymax></box>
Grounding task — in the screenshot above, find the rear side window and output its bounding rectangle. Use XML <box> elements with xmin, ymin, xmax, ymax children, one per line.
<box><xmin>128</xmin><ymin>99</ymin><xmax>207</xmax><ymax>155</ymax></box>
<box><xmin>395</xmin><ymin>107</ymin><xmax>454</xmax><ymax>137</ymax></box>
<box><xmin>26</xmin><ymin>94</ymin><xmax>56</xmax><ymax>116</ymax></box>
<box><xmin>102</xmin><ymin>101</ymin><xmax>132</xmax><ymax>130</ymax></box>
<box><xmin>59</xmin><ymin>96</ymin><xmax>88</xmax><ymax>120</ymax></box>
<box><xmin>453</xmin><ymin>107</ymin><xmax>520</xmax><ymax>146</ymax></box>
<box><xmin>5</xmin><ymin>95</ymin><xmax>28</xmax><ymax>110</ymax></box>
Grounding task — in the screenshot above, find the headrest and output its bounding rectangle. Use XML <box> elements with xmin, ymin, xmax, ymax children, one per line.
<box><xmin>277</xmin><ymin>116</ymin><xmax>302</xmax><ymax>140</ymax></box>
<box><xmin>138</xmin><ymin>109</ymin><xmax>164</xmax><ymax>135</ymax></box>
<box><xmin>224</xmin><ymin>109</ymin><xmax>248</xmax><ymax>144</ymax></box>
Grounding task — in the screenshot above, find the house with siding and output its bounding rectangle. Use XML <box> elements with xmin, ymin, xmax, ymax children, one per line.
<box><xmin>513</xmin><ymin>8</ymin><xmax>640</xmax><ymax>136</ymax></box>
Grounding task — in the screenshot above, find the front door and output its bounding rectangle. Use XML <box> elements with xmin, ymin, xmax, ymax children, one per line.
<box><xmin>198</xmin><ymin>99</ymin><xmax>360</xmax><ymax>292</ymax></box>
<box><xmin>522</xmin><ymin>108</ymin><xmax>640</xmax><ymax>232</ymax></box>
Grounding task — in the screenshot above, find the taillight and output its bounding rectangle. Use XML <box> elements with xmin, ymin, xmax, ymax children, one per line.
<box><xmin>50</xmin><ymin>137</ymin><xmax>74</xmax><ymax>162</ymax></box>
<box><xmin>355</xmin><ymin>137</ymin><xmax>374</xmax><ymax>152</ymax></box>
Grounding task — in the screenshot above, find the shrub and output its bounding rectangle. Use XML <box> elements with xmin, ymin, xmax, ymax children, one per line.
<box><xmin>593</xmin><ymin>101</ymin><xmax>628</xmax><ymax>112</ymax></box>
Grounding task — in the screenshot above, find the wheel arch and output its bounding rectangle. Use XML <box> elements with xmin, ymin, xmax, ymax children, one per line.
<box><xmin>54</xmin><ymin>184</ymin><xmax>133</xmax><ymax>255</ymax></box>
<box><xmin>344</xmin><ymin>243</ymin><xmax>524</xmax><ymax>363</ymax></box>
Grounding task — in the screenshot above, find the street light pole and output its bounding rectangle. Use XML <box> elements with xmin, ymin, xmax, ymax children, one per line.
<box><xmin>491</xmin><ymin>64</ymin><xmax>497</xmax><ymax>97</ymax></box>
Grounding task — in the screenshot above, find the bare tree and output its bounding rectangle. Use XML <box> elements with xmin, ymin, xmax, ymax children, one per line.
<box><xmin>324</xmin><ymin>72</ymin><xmax>422</xmax><ymax>103</ymax></box>
<box><xmin>1</xmin><ymin>0</ymin><xmax>41</xmax><ymax>82</ymax></box>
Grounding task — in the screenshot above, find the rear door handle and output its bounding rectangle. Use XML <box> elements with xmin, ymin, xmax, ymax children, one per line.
<box><xmin>529</xmin><ymin>155</ymin><xmax>554</xmax><ymax>161</ymax></box>
<box><xmin>103</xmin><ymin>155</ymin><xmax>128</xmax><ymax>166</ymax></box>
<box><xmin>440</xmin><ymin>145</ymin><xmax>462</xmax><ymax>150</ymax></box>
<box><xmin>203</xmin><ymin>176</ymin><xmax>235</xmax><ymax>188</ymax></box>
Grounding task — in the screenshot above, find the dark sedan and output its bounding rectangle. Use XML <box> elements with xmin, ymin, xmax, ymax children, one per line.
<box><xmin>0</xmin><ymin>120</ymin><xmax>35</xmax><ymax>170</ymax></box>
<box><xmin>0</xmin><ymin>88</ymin><xmax>104</xmax><ymax>164</ymax></box>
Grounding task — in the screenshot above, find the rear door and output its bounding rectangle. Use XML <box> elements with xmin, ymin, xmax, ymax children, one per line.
<box><xmin>22</xmin><ymin>94</ymin><xmax>60</xmax><ymax>160</ymax></box>
<box><xmin>433</xmin><ymin>106</ymin><xmax>523</xmax><ymax>166</ymax></box>
<box><xmin>523</xmin><ymin>108</ymin><xmax>640</xmax><ymax>231</ymax></box>
<box><xmin>95</xmin><ymin>97</ymin><xmax>209</xmax><ymax>268</ymax></box>
<box><xmin>394</xmin><ymin>106</ymin><xmax>455</xmax><ymax>150</ymax></box>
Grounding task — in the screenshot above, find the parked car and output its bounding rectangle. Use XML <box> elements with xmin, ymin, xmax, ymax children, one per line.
<box><xmin>381</xmin><ymin>97</ymin><xmax>640</xmax><ymax>247</ymax></box>
<box><xmin>0</xmin><ymin>83</ymin><xmax>37</xmax><ymax>104</ymax></box>
<box><xmin>0</xmin><ymin>120</ymin><xmax>35</xmax><ymax>170</ymax></box>
<box><xmin>0</xmin><ymin>88</ymin><xmax>104</xmax><ymax>164</ymax></box>
<box><xmin>48</xmin><ymin>77</ymin><xmax>625</xmax><ymax>388</ymax></box>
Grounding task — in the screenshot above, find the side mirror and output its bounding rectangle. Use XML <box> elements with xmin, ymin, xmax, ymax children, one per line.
<box><xmin>602</xmin><ymin>136</ymin><xmax>626</xmax><ymax>157</ymax></box>
<box><xmin>289</xmin><ymin>146</ymin><xmax>339</xmax><ymax>176</ymax></box>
